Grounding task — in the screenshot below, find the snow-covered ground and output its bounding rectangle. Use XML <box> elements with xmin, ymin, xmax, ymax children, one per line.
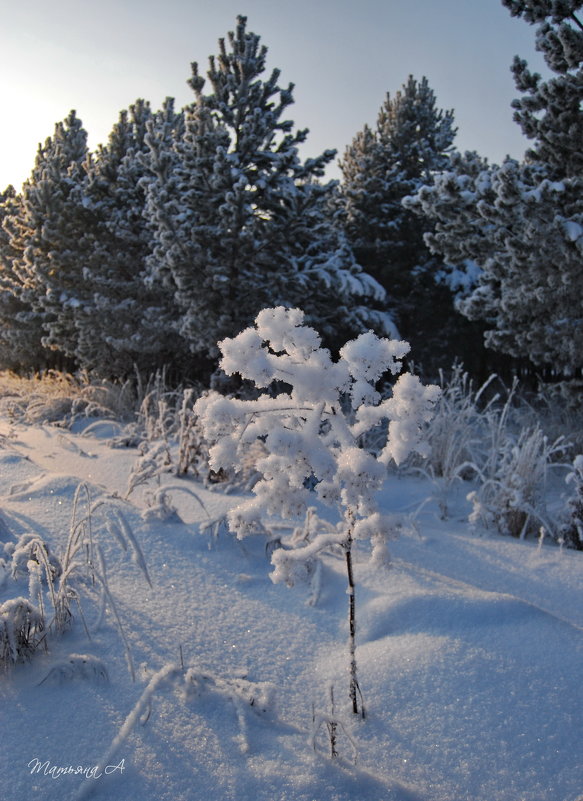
<box><xmin>0</xmin><ymin>413</ymin><xmax>582</xmax><ymax>801</ymax></box>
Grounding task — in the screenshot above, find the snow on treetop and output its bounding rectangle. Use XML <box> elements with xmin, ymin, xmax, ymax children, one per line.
<box><xmin>339</xmin><ymin>331</ymin><xmax>410</xmax><ymax>380</ymax></box>
<box><xmin>340</xmin><ymin>330</ymin><xmax>410</xmax><ymax>407</ymax></box>
<box><xmin>254</xmin><ymin>307</ymin><xmax>319</xmax><ymax>354</ymax></box>
<box><xmin>219</xmin><ymin>306</ymin><xmax>348</xmax><ymax>403</ymax></box>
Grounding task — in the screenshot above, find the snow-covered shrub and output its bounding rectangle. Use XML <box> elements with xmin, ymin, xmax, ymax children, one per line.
<box><xmin>0</xmin><ymin>597</ymin><xmax>45</xmax><ymax>667</ymax></box>
<box><xmin>412</xmin><ymin>366</ymin><xmax>498</xmax><ymax>518</ymax></box>
<box><xmin>558</xmin><ymin>455</ymin><xmax>583</xmax><ymax>550</ymax></box>
<box><xmin>0</xmin><ymin>483</ymin><xmax>151</xmax><ymax>677</ymax></box>
<box><xmin>468</xmin><ymin>425</ymin><xmax>568</xmax><ymax>539</ymax></box>
<box><xmin>38</xmin><ymin>653</ymin><xmax>109</xmax><ymax>685</ymax></box>
<box><xmin>0</xmin><ymin>370</ymin><xmax>137</xmax><ymax>427</ymax></box>
<box><xmin>195</xmin><ymin>307</ymin><xmax>440</xmax><ymax>715</ymax></box>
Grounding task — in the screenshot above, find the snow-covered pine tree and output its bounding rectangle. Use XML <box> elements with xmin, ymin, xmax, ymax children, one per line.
<box><xmin>144</xmin><ymin>16</ymin><xmax>392</xmax><ymax>381</ymax></box>
<box><xmin>339</xmin><ymin>123</ymin><xmax>385</xmax><ymax>274</ymax></box>
<box><xmin>504</xmin><ymin>0</ymin><xmax>583</xmax><ymax>177</ymax></box>
<box><xmin>407</xmin><ymin>2</ymin><xmax>583</xmax><ymax>379</ymax></box>
<box><xmin>0</xmin><ymin>186</ymin><xmax>51</xmax><ymax>370</ymax></box>
<box><xmin>72</xmin><ymin>100</ymin><xmax>187</xmax><ymax>377</ymax></box>
<box><xmin>340</xmin><ymin>76</ymin><xmax>479</xmax><ymax>375</ymax></box>
<box><xmin>143</xmin><ymin>94</ymin><xmax>233</xmax><ymax>379</ymax></box>
<box><xmin>2</xmin><ymin>111</ymin><xmax>88</xmax><ymax>369</ymax></box>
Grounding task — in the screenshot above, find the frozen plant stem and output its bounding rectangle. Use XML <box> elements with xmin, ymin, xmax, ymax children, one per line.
<box><xmin>328</xmin><ymin>685</ymin><xmax>338</xmax><ymax>758</ymax></box>
<box><xmin>344</xmin><ymin>511</ymin><xmax>362</xmax><ymax>717</ymax></box>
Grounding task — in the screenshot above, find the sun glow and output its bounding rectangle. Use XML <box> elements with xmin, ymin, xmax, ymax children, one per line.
<box><xmin>0</xmin><ymin>84</ymin><xmax>67</xmax><ymax>190</ymax></box>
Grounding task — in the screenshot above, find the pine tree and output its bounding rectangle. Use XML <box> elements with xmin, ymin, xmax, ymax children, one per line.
<box><xmin>339</xmin><ymin>124</ymin><xmax>386</xmax><ymax>277</ymax></box>
<box><xmin>143</xmin><ymin>95</ymin><xmax>232</xmax><ymax>377</ymax></box>
<box><xmin>407</xmin><ymin>2</ymin><xmax>583</xmax><ymax>378</ymax></box>
<box><xmin>505</xmin><ymin>0</ymin><xmax>583</xmax><ymax>177</ymax></box>
<box><xmin>1</xmin><ymin>102</ymin><xmax>187</xmax><ymax>379</ymax></box>
<box><xmin>340</xmin><ymin>76</ymin><xmax>477</xmax><ymax>375</ymax></box>
<box><xmin>2</xmin><ymin>111</ymin><xmax>88</xmax><ymax>369</ymax></box>
<box><xmin>0</xmin><ymin>185</ymin><xmax>50</xmax><ymax>370</ymax></box>
<box><xmin>72</xmin><ymin>100</ymin><xmax>185</xmax><ymax>377</ymax></box>
<box><xmin>144</xmin><ymin>16</ymin><xmax>391</xmax><ymax>380</ymax></box>
<box><xmin>342</xmin><ymin>76</ymin><xmax>456</xmax><ymax>285</ymax></box>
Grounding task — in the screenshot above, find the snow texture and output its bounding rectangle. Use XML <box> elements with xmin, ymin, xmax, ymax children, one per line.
<box><xmin>0</xmin><ymin>386</ymin><xmax>582</xmax><ymax>801</ymax></box>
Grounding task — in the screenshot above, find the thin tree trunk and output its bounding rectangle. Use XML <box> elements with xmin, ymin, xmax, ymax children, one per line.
<box><xmin>345</xmin><ymin>510</ymin><xmax>365</xmax><ymax>718</ymax></box>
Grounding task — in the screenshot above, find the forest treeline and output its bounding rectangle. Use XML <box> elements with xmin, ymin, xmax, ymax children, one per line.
<box><xmin>0</xmin><ymin>1</ymin><xmax>581</xmax><ymax>387</ymax></box>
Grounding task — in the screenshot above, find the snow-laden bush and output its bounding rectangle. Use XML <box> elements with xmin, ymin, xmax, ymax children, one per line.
<box><xmin>467</xmin><ymin>424</ymin><xmax>568</xmax><ymax>539</ymax></box>
<box><xmin>411</xmin><ymin>366</ymin><xmax>498</xmax><ymax>518</ymax></box>
<box><xmin>0</xmin><ymin>484</ymin><xmax>151</xmax><ymax>678</ymax></box>
<box><xmin>195</xmin><ymin>307</ymin><xmax>440</xmax><ymax>715</ymax></box>
<box><xmin>559</xmin><ymin>455</ymin><xmax>583</xmax><ymax>550</ymax></box>
<box><xmin>0</xmin><ymin>597</ymin><xmax>45</xmax><ymax>667</ymax></box>
<box><xmin>38</xmin><ymin>653</ymin><xmax>109</xmax><ymax>685</ymax></box>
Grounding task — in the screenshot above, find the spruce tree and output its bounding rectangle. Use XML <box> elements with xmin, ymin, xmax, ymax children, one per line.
<box><xmin>144</xmin><ymin>16</ymin><xmax>391</xmax><ymax>380</ymax></box>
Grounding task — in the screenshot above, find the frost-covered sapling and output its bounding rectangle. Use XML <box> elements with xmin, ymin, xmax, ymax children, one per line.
<box><xmin>195</xmin><ymin>307</ymin><xmax>440</xmax><ymax>716</ymax></box>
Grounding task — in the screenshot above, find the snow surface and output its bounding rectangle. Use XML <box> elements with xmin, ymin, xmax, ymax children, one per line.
<box><xmin>0</xmin><ymin>415</ymin><xmax>582</xmax><ymax>801</ymax></box>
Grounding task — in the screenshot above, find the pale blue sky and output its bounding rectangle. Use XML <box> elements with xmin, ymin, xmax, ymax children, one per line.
<box><xmin>0</xmin><ymin>0</ymin><xmax>547</xmax><ymax>189</ymax></box>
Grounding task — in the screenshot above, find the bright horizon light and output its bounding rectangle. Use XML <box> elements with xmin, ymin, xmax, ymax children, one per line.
<box><xmin>0</xmin><ymin>0</ymin><xmax>549</xmax><ymax>191</ymax></box>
